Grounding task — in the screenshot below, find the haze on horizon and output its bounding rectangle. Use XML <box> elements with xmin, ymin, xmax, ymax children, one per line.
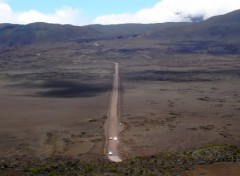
<box><xmin>0</xmin><ymin>0</ymin><xmax>240</xmax><ymax>25</ymax></box>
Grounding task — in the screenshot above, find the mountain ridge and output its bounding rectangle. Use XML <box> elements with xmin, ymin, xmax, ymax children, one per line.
<box><xmin>0</xmin><ymin>9</ymin><xmax>240</xmax><ymax>46</ymax></box>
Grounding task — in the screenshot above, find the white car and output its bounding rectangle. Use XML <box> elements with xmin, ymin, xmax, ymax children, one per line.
<box><xmin>109</xmin><ymin>137</ymin><xmax>113</xmax><ymax>140</ymax></box>
<box><xmin>108</xmin><ymin>151</ymin><xmax>113</xmax><ymax>155</ymax></box>
<box><xmin>113</xmin><ymin>137</ymin><xmax>118</xmax><ymax>141</ymax></box>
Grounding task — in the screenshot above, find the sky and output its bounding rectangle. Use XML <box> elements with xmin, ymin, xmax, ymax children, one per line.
<box><xmin>0</xmin><ymin>0</ymin><xmax>240</xmax><ymax>25</ymax></box>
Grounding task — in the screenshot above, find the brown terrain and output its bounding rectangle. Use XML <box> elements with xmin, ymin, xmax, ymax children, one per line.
<box><xmin>120</xmin><ymin>52</ymin><xmax>240</xmax><ymax>157</ymax></box>
<box><xmin>0</xmin><ymin>10</ymin><xmax>240</xmax><ymax>175</ymax></box>
<box><xmin>185</xmin><ymin>162</ymin><xmax>240</xmax><ymax>176</ymax></box>
<box><xmin>0</xmin><ymin>43</ymin><xmax>113</xmax><ymax>160</ymax></box>
<box><xmin>0</xmin><ymin>40</ymin><xmax>240</xmax><ymax>174</ymax></box>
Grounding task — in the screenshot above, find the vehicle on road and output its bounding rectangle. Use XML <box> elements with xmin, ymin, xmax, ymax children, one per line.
<box><xmin>109</xmin><ymin>137</ymin><xmax>113</xmax><ymax>140</ymax></box>
<box><xmin>113</xmin><ymin>137</ymin><xmax>118</xmax><ymax>141</ymax></box>
<box><xmin>108</xmin><ymin>151</ymin><xmax>113</xmax><ymax>155</ymax></box>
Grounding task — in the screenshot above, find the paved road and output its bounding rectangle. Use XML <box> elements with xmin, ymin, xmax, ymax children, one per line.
<box><xmin>107</xmin><ymin>62</ymin><xmax>122</xmax><ymax>162</ymax></box>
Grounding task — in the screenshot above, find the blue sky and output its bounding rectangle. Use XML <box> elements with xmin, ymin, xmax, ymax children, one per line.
<box><xmin>1</xmin><ymin>0</ymin><xmax>240</xmax><ymax>25</ymax></box>
<box><xmin>7</xmin><ymin>0</ymin><xmax>159</xmax><ymax>18</ymax></box>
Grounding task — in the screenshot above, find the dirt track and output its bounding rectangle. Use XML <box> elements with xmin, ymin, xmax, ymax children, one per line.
<box><xmin>106</xmin><ymin>63</ymin><xmax>122</xmax><ymax>162</ymax></box>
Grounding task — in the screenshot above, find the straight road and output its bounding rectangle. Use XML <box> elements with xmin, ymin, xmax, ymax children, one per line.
<box><xmin>106</xmin><ymin>62</ymin><xmax>122</xmax><ymax>162</ymax></box>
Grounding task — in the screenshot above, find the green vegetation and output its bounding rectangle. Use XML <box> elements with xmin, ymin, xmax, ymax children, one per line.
<box><xmin>48</xmin><ymin>172</ymin><xmax>58</xmax><ymax>176</ymax></box>
<box><xmin>29</xmin><ymin>167</ymin><xmax>42</xmax><ymax>174</ymax></box>
<box><xmin>1</xmin><ymin>144</ymin><xmax>240</xmax><ymax>176</ymax></box>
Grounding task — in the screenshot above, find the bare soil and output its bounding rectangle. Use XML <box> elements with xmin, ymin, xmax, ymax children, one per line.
<box><xmin>0</xmin><ymin>40</ymin><xmax>240</xmax><ymax>168</ymax></box>
<box><xmin>120</xmin><ymin>53</ymin><xmax>240</xmax><ymax>158</ymax></box>
<box><xmin>185</xmin><ymin>162</ymin><xmax>240</xmax><ymax>176</ymax></box>
<box><xmin>0</xmin><ymin>43</ymin><xmax>113</xmax><ymax>160</ymax></box>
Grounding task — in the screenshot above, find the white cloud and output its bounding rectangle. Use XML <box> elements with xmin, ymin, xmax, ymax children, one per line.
<box><xmin>17</xmin><ymin>7</ymin><xmax>80</xmax><ymax>24</ymax></box>
<box><xmin>93</xmin><ymin>0</ymin><xmax>240</xmax><ymax>24</ymax></box>
<box><xmin>0</xmin><ymin>2</ymin><xmax>14</xmax><ymax>22</ymax></box>
<box><xmin>0</xmin><ymin>1</ymin><xmax>84</xmax><ymax>25</ymax></box>
<box><xmin>1</xmin><ymin>0</ymin><xmax>240</xmax><ymax>25</ymax></box>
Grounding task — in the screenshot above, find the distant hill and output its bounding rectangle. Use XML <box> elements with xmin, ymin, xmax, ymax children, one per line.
<box><xmin>147</xmin><ymin>10</ymin><xmax>240</xmax><ymax>42</ymax></box>
<box><xmin>0</xmin><ymin>23</ymin><xmax>101</xmax><ymax>46</ymax></box>
<box><xmin>0</xmin><ymin>9</ymin><xmax>240</xmax><ymax>46</ymax></box>
<box><xmin>89</xmin><ymin>10</ymin><xmax>240</xmax><ymax>42</ymax></box>
<box><xmin>197</xmin><ymin>10</ymin><xmax>240</xmax><ymax>42</ymax></box>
